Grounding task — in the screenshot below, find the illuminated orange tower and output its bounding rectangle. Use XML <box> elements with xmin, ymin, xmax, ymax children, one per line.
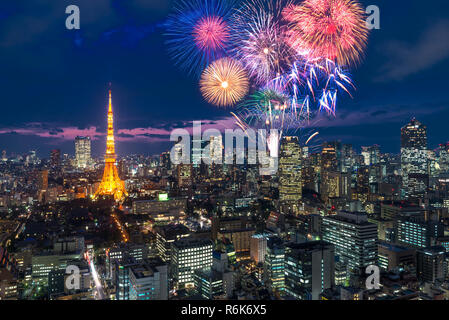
<box><xmin>94</xmin><ymin>90</ymin><xmax>127</xmax><ymax>201</ymax></box>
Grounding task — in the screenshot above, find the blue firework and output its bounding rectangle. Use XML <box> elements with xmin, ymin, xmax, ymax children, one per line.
<box><xmin>164</xmin><ymin>0</ymin><xmax>236</xmax><ymax>76</ymax></box>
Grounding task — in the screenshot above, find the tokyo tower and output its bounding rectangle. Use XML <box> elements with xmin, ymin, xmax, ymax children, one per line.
<box><xmin>94</xmin><ymin>90</ymin><xmax>128</xmax><ymax>201</ymax></box>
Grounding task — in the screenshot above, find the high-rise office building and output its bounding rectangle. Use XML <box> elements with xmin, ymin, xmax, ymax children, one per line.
<box><xmin>438</xmin><ymin>143</ymin><xmax>449</xmax><ymax>174</ymax></box>
<box><xmin>264</xmin><ymin>236</ymin><xmax>285</xmax><ymax>293</ymax></box>
<box><xmin>355</xmin><ymin>166</ymin><xmax>370</xmax><ymax>203</ymax></box>
<box><xmin>106</xmin><ymin>243</ymin><xmax>147</xmax><ymax>279</ymax></box>
<box><xmin>401</xmin><ymin>119</ymin><xmax>428</xmax><ymax>198</ymax></box>
<box><xmin>428</xmin><ymin>150</ymin><xmax>439</xmax><ymax>178</ymax></box>
<box><xmin>250</xmin><ymin>234</ymin><xmax>268</xmax><ymax>265</ymax></box>
<box><xmin>321</xmin><ymin>141</ymin><xmax>341</xmax><ymax>172</ymax></box>
<box><xmin>171</xmin><ymin>238</ymin><xmax>213</xmax><ymax>289</ymax></box>
<box><xmin>193</xmin><ymin>268</ymin><xmax>224</xmax><ymax>299</ymax></box>
<box><xmin>211</xmin><ymin>217</ymin><xmax>248</xmax><ymax>241</ymax></box>
<box><xmin>209</xmin><ymin>135</ymin><xmax>223</xmax><ymax>163</ymax></box>
<box><xmin>75</xmin><ymin>136</ymin><xmax>92</xmax><ymax>169</ymax></box>
<box><xmin>193</xmin><ymin>249</ymin><xmax>236</xmax><ymax>300</ymax></box>
<box><xmin>155</xmin><ymin>224</ymin><xmax>190</xmax><ymax>263</ymax></box>
<box><xmin>380</xmin><ymin>201</ymin><xmax>424</xmax><ymax>220</ymax></box>
<box><xmin>31</xmin><ymin>250</ymin><xmax>83</xmax><ymax>286</ymax></box>
<box><xmin>322</xmin><ymin>211</ymin><xmax>378</xmax><ymax>278</ymax></box>
<box><xmin>284</xmin><ymin>241</ymin><xmax>335</xmax><ymax>300</ymax></box>
<box><xmin>320</xmin><ymin>141</ymin><xmax>342</xmax><ymax>202</ymax></box>
<box><xmin>0</xmin><ymin>269</ymin><xmax>18</xmax><ymax>300</ymax></box>
<box><xmin>341</xmin><ymin>144</ymin><xmax>354</xmax><ymax>173</ymax></box>
<box><xmin>396</xmin><ymin>215</ymin><xmax>444</xmax><ymax>248</ymax></box>
<box><xmin>192</xmin><ymin>137</ymin><xmax>209</xmax><ymax>168</ymax></box>
<box><xmin>115</xmin><ymin>261</ymin><xmax>134</xmax><ymax>300</ymax></box>
<box><xmin>37</xmin><ymin>169</ymin><xmax>48</xmax><ymax>202</ymax></box>
<box><xmin>159</xmin><ymin>151</ymin><xmax>171</xmax><ymax>174</ymax></box>
<box><xmin>208</xmin><ymin>135</ymin><xmax>223</xmax><ymax>179</ymax></box>
<box><xmin>279</xmin><ymin>136</ymin><xmax>302</xmax><ymax>213</ymax></box>
<box><xmin>177</xmin><ymin>164</ymin><xmax>193</xmax><ymax>189</ymax></box>
<box><xmin>53</xmin><ymin>237</ymin><xmax>85</xmax><ymax>254</ymax></box>
<box><xmin>212</xmin><ymin>251</ymin><xmax>235</xmax><ymax>298</ymax></box>
<box><xmin>38</xmin><ymin>169</ymin><xmax>48</xmax><ymax>192</ymax></box>
<box><xmin>377</xmin><ymin>241</ymin><xmax>416</xmax><ymax>272</ymax></box>
<box><xmin>128</xmin><ymin>259</ymin><xmax>168</xmax><ymax>300</ymax></box>
<box><xmin>48</xmin><ymin>264</ymin><xmax>91</xmax><ymax>297</ymax></box>
<box><xmin>50</xmin><ymin>149</ymin><xmax>61</xmax><ymax>169</ymax></box>
<box><xmin>324</xmin><ymin>171</ymin><xmax>351</xmax><ymax>200</ymax></box>
<box><xmin>416</xmin><ymin>246</ymin><xmax>446</xmax><ymax>284</ymax></box>
<box><xmin>361</xmin><ymin>145</ymin><xmax>380</xmax><ymax>166</ymax></box>
<box><xmin>217</xmin><ymin>228</ymin><xmax>255</xmax><ymax>255</ymax></box>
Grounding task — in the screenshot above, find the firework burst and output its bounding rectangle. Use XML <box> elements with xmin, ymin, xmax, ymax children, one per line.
<box><xmin>233</xmin><ymin>76</ymin><xmax>311</xmax><ymax>141</ymax></box>
<box><xmin>163</xmin><ymin>0</ymin><xmax>369</xmax><ymax>147</ymax></box>
<box><xmin>193</xmin><ymin>16</ymin><xmax>229</xmax><ymax>52</ymax></box>
<box><xmin>164</xmin><ymin>0</ymin><xmax>234</xmax><ymax>75</ymax></box>
<box><xmin>230</xmin><ymin>0</ymin><xmax>296</xmax><ymax>84</ymax></box>
<box><xmin>200</xmin><ymin>57</ymin><xmax>250</xmax><ymax>107</ymax></box>
<box><xmin>286</xmin><ymin>58</ymin><xmax>354</xmax><ymax>115</ymax></box>
<box><xmin>282</xmin><ymin>0</ymin><xmax>369</xmax><ymax>66</ymax></box>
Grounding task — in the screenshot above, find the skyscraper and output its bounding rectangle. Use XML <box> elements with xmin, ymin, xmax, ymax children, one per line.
<box><xmin>325</xmin><ymin>171</ymin><xmax>351</xmax><ymax>200</ymax></box>
<box><xmin>341</xmin><ymin>144</ymin><xmax>354</xmax><ymax>173</ymax></box>
<box><xmin>94</xmin><ymin>90</ymin><xmax>128</xmax><ymax>201</ymax></box>
<box><xmin>396</xmin><ymin>213</ymin><xmax>444</xmax><ymax>248</ymax></box>
<box><xmin>177</xmin><ymin>163</ymin><xmax>193</xmax><ymax>191</ymax></box>
<box><xmin>50</xmin><ymin>149</ymin><xmax>61</xmax><ymax>169</ymax></box>
<box><xmin>321</xmin><ymin>141</ymin><xmax>341</xmax><ymax>172</ymax></box>
<box><xmin>193</xmin><ymin>268</ymin><xmax>225</xmax><ymax>299</ymax></box>
<box><xmin>128</xmin><ymin>259</ymin><xmax>168</xmax><ymax>300</ymax></box>
<box><xmin>38</xmin><ymin>169</ymin><xmax>48</xmax><ymax>202</ymax></box>
<box><xmin>171</xmin><ymin>238</ymin><xmax>213</xmax><ymax>289</ymax></box>
<box><xmin>355</xmin><ymin>166</ymin><xmax>370</xmax><ymax>203</ymax></box>
<box><xmin>401</xmin><ymin>119</ymin><xmax>428</xmax><ymax>198</ymax></box>
<box><xmin>320</xmin><ymin>141</ymin><xmax>342</xmax><ymax>202</ymax></box>
<box><xmin>278</xmin><ymin>136</ymin><xmax>302</xmax><ymax>214</ymax></box>
<box><xmin>155</xmin><ymin>224</ymin><xmax>191</xmax><ymax>263</ymax></box>
<box><xmin>250</xmin><ymin>234</ymin><xmax>268</xmax><ymax>264</ymax></box>
<box><xmin>192</xmin><ymin>137</ymin><xmax>207</xmax><ymax>167</ymax></box>
<box><xmin>208</xmin><ymin>135</ymin><xmax>223</xmax><ymax>179</ymax></box>
<box><xmin>115</xmin><ymin>261</ymin><xmax>134</xmax><ymax>300</ymax></box>
<box><xmin>75</xmin><ymin>136</ymin><xmax>92</xmax><ymax>169</ymax></box>
<box><xmin>322</xmin><ymin>211</ymin><xmax>378</xmax><ymax>280</ymax></box>
<box><xmin>361</xmin><ymin>145</ymin><xmax>380</xmax><ymax>166</ymax></box>
<box><xmin>159</xmin><ymin>151</ymin><xmax>171</xmax><ymax>174</ymax></box>
<box><xmin>416</xmin><ymin>246</ymin><xmax>446</xmax><ymax>284</ymax></box>
<box><xmin>264</xmin><ymin>236</ymin><xmax>285</xmax><ymax>294</ymax></box>
<box><xmin>284</xmin><ymin>241</ymin><xmax>335</xmax><ymax>300</ymax></box>
<box><xmin>438</xmin><ymin>142</ymin><xmax>449</xmax><ymax>174</ymax></box>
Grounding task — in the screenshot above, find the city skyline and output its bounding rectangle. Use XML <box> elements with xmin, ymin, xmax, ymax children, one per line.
<box><xmin>0</xmin><ymin>115</ymin><xmax>444</xmax><ymax>161</ymax></box>
<box><xmin>2</xmin><ymin>0</ymin><xmax>449</xmax><ymax>304</ymax></box>
<box><xmin>0</xmin><ymin>1</ymin><xmax>448</xmax><ymax>156</ymax></box>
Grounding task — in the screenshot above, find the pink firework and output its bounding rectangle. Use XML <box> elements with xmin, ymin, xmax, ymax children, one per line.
<box><xmin>193</xmin><ymin>16</ymin><xmax>230</xmax><ymax>52</ymax></box>
<box><xmin>282</xmin><ymin>0</ymin><xmax>368</xmax><ymax>66</ymax></box>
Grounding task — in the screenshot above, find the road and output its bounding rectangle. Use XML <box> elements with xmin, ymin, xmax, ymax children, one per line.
<box><xmin>86</xmin><ymin>251</ymin><xmax>106</xmax><ymax>300</ymax></box>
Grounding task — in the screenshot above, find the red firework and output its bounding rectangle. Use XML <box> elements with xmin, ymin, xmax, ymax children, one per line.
<box><xmin>193</xmin><ymin>16</ymin><xmax>230</xmax><ymax>52</ymax></box>
<box><xmin>282</xmin><ymin>0</ymin><xmax>368</xmax><ymax>66</ymax></box>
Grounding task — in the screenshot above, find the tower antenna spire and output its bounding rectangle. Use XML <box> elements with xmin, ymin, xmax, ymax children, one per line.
<box><xmin>108</xmin><ymin>89</ymin><xmax>112</xmax><ymax>112</ymax></box>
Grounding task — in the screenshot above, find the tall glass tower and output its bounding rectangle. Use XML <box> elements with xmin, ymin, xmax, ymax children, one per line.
<box><xmin>278</xmin><ymin>136</ymin><xmax>302</xmax><ymax>214</ymax></box>
<box><xmin>400</xmin><ymin>118</ymin><xmax>428</xmax><ymax>199</ymax></box>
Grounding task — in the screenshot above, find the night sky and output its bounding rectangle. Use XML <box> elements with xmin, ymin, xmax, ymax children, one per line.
<box><xmin>0</xmin><ymin>0</ymin><xmax>448</xmax><ymax>158</ymax></box>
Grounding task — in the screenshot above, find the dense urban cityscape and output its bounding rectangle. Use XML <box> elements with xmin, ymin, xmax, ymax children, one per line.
<box><xmin>0</xmin><ymin>89</ymin><xmax>448</xmax><ymax>301</ymax></box>
<box><xmin>0</xmin><ymin>0</ymin><xmax>448</xmax><ymax>313</ymax></box>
